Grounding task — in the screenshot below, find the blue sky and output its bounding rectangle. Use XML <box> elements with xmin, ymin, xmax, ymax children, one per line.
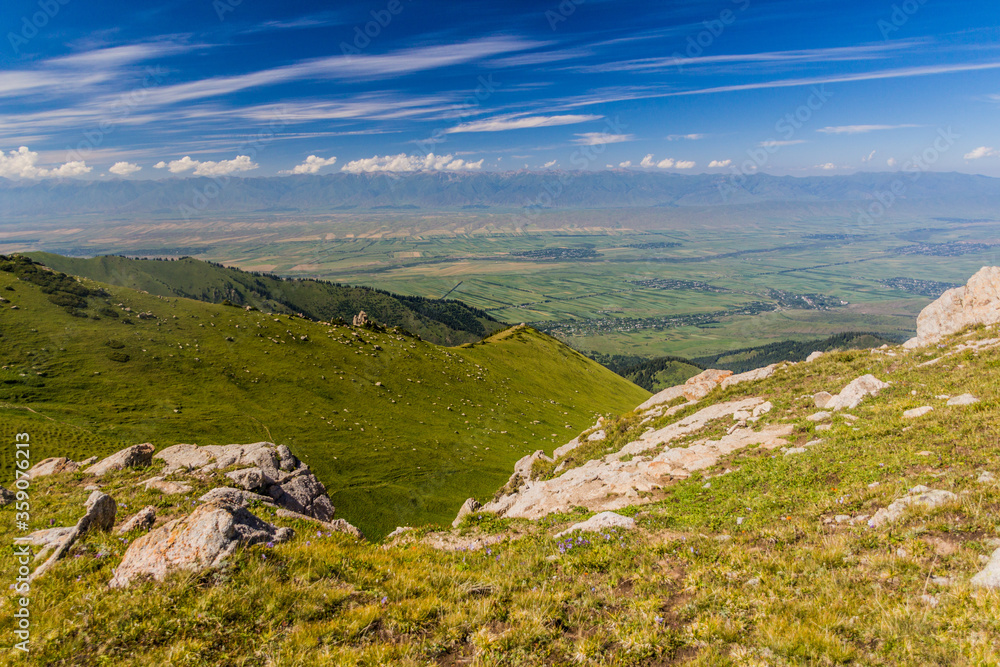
<box><xmin>1</xmin><ymin>0</ymin><xmax>998</xmax><ymax>179</ymax></box>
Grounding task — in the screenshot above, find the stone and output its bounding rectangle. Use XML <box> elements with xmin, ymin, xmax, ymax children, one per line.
<box><xmin>905</xmin><ymin>267</ymin><xmax>1000</xmax><ymax>348</ymax></box>
<box><xmin>813</xmin><ymin>391</ymin><xmax>834</xmax><ymax>409</ymax></box>
<box><xmin>108</xmin><ymin>501</ymin><xmax>293</xmax><ymax>588</ymax></box>
<box><xmin>0</xmin><ymin>485</ymin><xmax>13</xmax><ymax>506</ymax></box>
<box><xmin>273</xmin><ymin>509</ymin><xmax>364</xmax><ymax>539</ymax></box>
<box><xmin>85</xmin><ymin>444</ymin><xmax>155</xmax><ymax>477</ymax></box>
<box><xmin>971</xmin><ymin>548</ymin><xmax>1000</xmax><ymax>589</ymax></box>
<box><xmin>267</xmin><ymin>471</ymin><xmax>335</xmax><ymax>522</ymax></box>
<box><xmin>452</xmin><ymin>497</ymin><xmax>482</xmax><ymax>528</ymax></box>
<box><xmin>27</xmin><ymin>457</ymin><xmax>81</xmax><ymax>478</ymax></box>
<box><xmin>199</xmin><ymin>487</ymin><xmax>276</xmax><ymax>507</ymax></box>
<box><xmin>554</xmin><ymin>511</ymin><xmax>635</xmax><ymax>538</ymax></box>
<box><xmin>226</xmin><ymin>467</ymin><xmax>268</xmax><ymax>490</ymax></box>
<box><xmin>807</xmin><ymin>411</ymin><xmax>832</xmax><ymax>422</ymax></box>
<box><xmin>784</xmin><ymin>447</ymin><xmax>807</xmax><ymax>456</ymax></box>
<box><xmin>806</xmin><ymin>351</ymin><xmax>824</xmax><ymax>362</ymax></box>
<box><xmin>752</xmin><ymin>401</ymin><xmax>773</xmax><ymax>418</ymax></box>
<box><xmin>30</xmin><ymin>491</ymin><xmax>116</xmax><ymax>580</ymax></box>
<box><xmin>816</xmin><ymin>424</ymin><xmax>832</xmax><ymax>431</ymax></box>
<box><xmin>978</xmin><ymin>471</ymin><xmax>996</xmax><ymax>483</ymax></box>
<box><xmin>117</xmin><ymin>506</ymin><xmax>156</xmax><ymax>534</ymax></box>
<box><xmin>352</xmin><ymin>311</ymin><xmax>368</xmax><ymax>327</ymax></box>
<box><xmin>947</xmin><ymin>394</ymin><xmax>980</xmax><ymax>406</ymax></box>
<box><xmin>639</xmin><ymin>368</ymin><xmax>744</xmax><ymax>410</ymax></box>
<box><xmin>683</xmin><ymin>369</ymin><xmax>734</xmax><ymax>401</ymax></box>
<box><xmin>903</xmin><ymin>406</ymin><xmax>934</xmax><ymax>419</ymax></box>
<box><xmin>154</xmin><ymin>444</ymin><xmax>214</xmax><ymax>473</ymax></box>
<box><xmin>719</xmin><ymin>364</ymin><xmax>777</xmax><ymax>390</ymax></box>
<box><xmin>276</xmin><ymin>445</ymin><xmax>297</xmax><ymax>471</ymax></box>
<box><xmin>825</xmin><ymin>375</ymin><xmax>890</xmax><ymax>411</ymax></box>
<box><xmin>587</xmin><ymin>430</ymin><xmax>606</xmax><ymax>442</ymax></box>
<box><xmin>870</xmin><ymin>486</ymin><xmax>958</xmax><ymax>527</ymax></box>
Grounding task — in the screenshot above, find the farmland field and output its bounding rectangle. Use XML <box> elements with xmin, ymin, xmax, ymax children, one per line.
<box><xmin>4</xmin><ymin>204</ymin><xmax>998</xmax><ymax>359</ymax></box>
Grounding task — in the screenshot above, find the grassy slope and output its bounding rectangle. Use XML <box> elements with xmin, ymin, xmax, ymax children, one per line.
<box><xmin>0</xmin><ymin>264</ymin><xmax>648</xmax><ymax>539</ymax></box>
<box><xmin>4</xmin><ymin>324</ymin><xmax>1000</xmax><ymax>665</ymax></box>
<box><xmin>29</xmin><ymin>253</ymin><xmax>503</xmax><ymax>347</ymax></box>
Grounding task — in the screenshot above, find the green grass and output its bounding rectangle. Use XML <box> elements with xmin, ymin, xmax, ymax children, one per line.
<box><xmin>0</xmin><ymin>257</ymin><xmax>648</xmax><ymax>539</ymax></box>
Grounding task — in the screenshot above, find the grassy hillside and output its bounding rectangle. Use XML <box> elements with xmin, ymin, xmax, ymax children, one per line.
<box><xmin>5</xmin><ymin>312</ymin><xmax>1000</xmax><ymax>664</ymax></box>
<box><xmin>0</xmin><ymin>255</ymin><xmax>648</xmax><ymax>539</ymax></box>
<box><xmin>29</xmin><ymin>253</ymin><xmax>502</xmax><ymax>347</ymax></box>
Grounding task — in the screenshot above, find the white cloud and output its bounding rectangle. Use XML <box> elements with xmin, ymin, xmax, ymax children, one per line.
<box><xmin>862</xmin><ymin>150</ymin><xmax>876</xmax><ymax>163</ymax></box>
<box><xmin>656</xmin><ymin>158</ymin><xmax>675</xmax><ymax>169</ymax></box>
<box><xmin>280</xmin><ymin>155</ymin><xmax>338</xmax><ymax>175</ymax></box>
<box><xmin>640</xmin><ymin>154</ymin><xmax>656</xmax><ymax>168</ymax></box>
<box><xmin>887</xmin><ymin>157</ymin><xmax>898</xmax><ymax>167</ymax></box>
<box><xmin>964</xmin><ymin>146</ymin><xmax>999</xmax><ymax>160</ymax></box>
<box><xmin>340</xmin><ymin>153</ymin><xmax>484</xmax><ymax>173</ymax></box>
<box><xmin>572</xmin><ymin>132</ymin><xmax>633</xmax><ymax>146</ymax></box>
<box><xmin>759</xmin><ymin>140</ymin><xmax>805</xmax><ymax>148</ymax></box>
<box><xmin>815</xmin><ymin>163</ymin><xmax>837</xmax><ymax>170</ymax></box>
<box><xmin>618</xmin><ymin>160</ymin><xmax>632</xmax><ymax>168</ymax></box>
<box><xmin>817</xmin><ymin>124</ymin><xmax>920</xmax><ymax>134</ymax></box>
<box><xmin>666</xmin><ymin>134</ymin><xmax>705</xmax><ymax>140</ymax></box>
<box><xmin>708</xmin><ymin>159</ymin><xmax>731</xmax><ymax>168</ymax></box>
<box><xmin>0</xmin><ymin>146</ymin><xmax>92</xmax><ymax>179</ymax></box>
<box><xmin>674</xmin><ymin>160</ymin><xmax>696</xmax><ymax>169</ymax></box>
<box><xmin>155</xmin><ymin>155</ymin><xmax>258</xmax><ymax>176</ymax></box>
<box><xmin>446</xmin><ymin>114</ymin><xmax>601</xmax><ymax>134</ymax></box>
<box><xmin>542</xmin><ymin>160</ymin><xmax>558</xmax><ymax>168</ymax></box>
<box><xmin>109</xmin><ymin>161</ymin><xmax>142</xmax><ymax>176</ymax></box>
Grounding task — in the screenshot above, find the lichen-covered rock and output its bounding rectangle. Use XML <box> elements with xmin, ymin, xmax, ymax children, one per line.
<box><xmin>27</xmin><ymin>457</ymin><xmax>81</xmax><ymax>478</ymax></box>
<box><xmin>825</xmin><ymin>375</ymin><xmax>890</xmax><ymax>411</ymax></box>
<box><xmin>108</xmin><ymin>501</ymin><xmax>293</xmax><ymax>588</ymax></box>
<box><xmin>870</xmin><ymin>486</ymin><xmax>958</xmax><ymax>527</ymax></box>
<box><xmin>154</xmin><ymin>444</ymin><xmax>214</xmax><ymax>474</ymax></box>
<box><xmin>905</xmin><ymin>266</ymin><xmax>1000</xmax><ymax>348</ymax></box>
<box><xmin>199</xmin><ymin>487</ymin><xmax>276</xmax><ymax>507</ymax></box>
<box><xmin>85</xmin><ymin>444</ymin><xmax>155</xmax><ymax>477</ymax></box>
<box><xmin>554</xmin><ymin>511</ymin><xmax>635</xmax><ymax>537</ymax></box>
<box><xmin>267</xmin><ymin>470</ymin><xmax>335</xmax><ymax>522</ymax></box>
<box><xmin>226</xmin><ymin>467</ymin><xmax>268</xmax><ymax>490</ymax></box>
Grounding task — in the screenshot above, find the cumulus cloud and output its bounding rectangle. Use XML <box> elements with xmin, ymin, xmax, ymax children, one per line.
<box><xmin>340</xmin><ymin>153</ymin><xmax>484</xmax><ymax>173</ymax></box>
<box><xmin>618</xmin><ymin>160</ymin><xmax>632</xmax><ymax>168</ymax></box>
<box><xmin>666</xmin><ymin>134</ymin><xmax>705</xmax><ymax>140</ymax></box>
<box><xmin>280</xmin><ymin>155</ymin><xmax>338</xmax><ymax>175</ymax></box>
<box><xmin>887</xmin><ymin>157</ymin><xmax>898</xmax><ymax>167</ymax></box>
<box><xmin>640</xmin><ymin>154</ymin><xmax>656</xmax><ymax>168</ymax></box>
<box><xmin>815</xmin><ymin>163</ymin><xmax>837</xmax><ymax>170</ymax></box>
<box><xmin>674</xmin><ymin>160</ymin><xmax>695</xmax><ymax>169</ymax></box>
<box><xmin>572</xmin><ymin>132</ymin><xmax>634</xmax><ymax>146</ymax></box>
<box><xmin>0</xmin><ymin>146</ymin><xmax>92</xmax><ymax>179</ymax></box>
<box><xmin>109</xmin><ymin>161</ymin><xmax>142</xmax><ymax>176</ymax></box>
<box><xmin>964</xmin><ymin>146</ymin><xmax>999</xmax><ymax>160</ymax></box>
<box><xmin>639</xmin><ymin>154</ymin><xmax>693</xmax><ymax>169</ymax></box>
<box><xmin>446</xmin><ymin>114</ymin><xmax>601</xmax><ymax>133</ymax></box>
<box><xmin>542</xmin><ymin>160</ymin><xmax>558</xmax><ymax>168</ymax></box>
<box><xmin>708</xmin><ymin>159</ymin><xmax>731</xmax><ymax>168</ymax></box>
<box><xmin>154</xmin><ymin>155</ymin><xmax>258</xmax><ymax>176</ymax></box>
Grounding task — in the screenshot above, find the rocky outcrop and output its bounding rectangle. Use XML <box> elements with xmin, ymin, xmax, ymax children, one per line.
<box><xmin>554</xmin><ymin>511</ymin><xmax>634</xmax><ymax>537</ymax></box>
<box><xmin>639</xmin><ymin>365</ymin><xmax>777</xmax><ymax>411</ymax></box>
<box><xmin>156</xmin><ymin>442</ymin><xmax>336</xmax><ymax>521</ymax></box>
<box><xmin>27</xmin><ymin>457</ymin><xmax>82</xmax><ymax>478</ymax></box>
<box><xmin>904</xmin><ymin>266</ymin><xmax>1000</xmax><ymax>348</ymax></box>
<box><xmin>870</xmin><ymin>486</ymin><xmax>958</xmax><ymax>527</ymax></box>
<box><xmin>971</xmin><ymin>548</ymin><xmax>1000</xmax><ymax>589</ymax></box>
<box><xmin>824</xmin><ymin>375</ymin><xmax>890</xmax><ymax>411</ymax></box>
<box><xmin>109</xmin><ymin>500</ymin><xmax>293</xmax><ymax>588</ymax></box>
<box><xmin>85</xmin><ymin>444</ymin><xmax>155</xmax><ymax>477</ymax></box>
<box><xmin>483</xmin><ymin>398</ymin><xmax>792</xmax><ymax>520</ymax></box>
<box><xmin>352</xmin><ymin>311</ymin><xmax>368</xmax><ymax>327</ymax></box>
<box><xmin>31</xmin><ymin>491</ymin><xmax>117</xmax><ymax>580</ymax></box>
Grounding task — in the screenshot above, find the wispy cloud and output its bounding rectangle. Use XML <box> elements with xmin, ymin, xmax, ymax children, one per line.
<box><xmin>759</xmin><ymin>140</ymin><xmax>805</xmax><ymax>147</ymax></box>
<box><xmin>572</xmin><ymin>132</ymin><xmax>633</xmax><ymax>145</ymax></box>
<box><xmin>667</xmin><ymin>134</ymin><xmax>705</xmax><ymax>140</ymax></box>
<box><xmin>817</xmin><ymin>124</ymin><xmax>921</xmax><ymax>134</ymax></box>
<box><xmin>446</xmin><ymin>114</ymin><xmax>601</xmax><ymax>133</ymax></box>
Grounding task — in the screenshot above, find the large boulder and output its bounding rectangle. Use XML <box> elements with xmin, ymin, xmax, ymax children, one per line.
<box><xmin>825</xmin><ymin>375</ymin><xmax>890</xmax><ymax>411</ymax></box>
<box><xmin>85</xmin><ymin>444</ymin><xmax>155</xmax><ymax>477</ymax></box>
<box><xmin>108</xmin><ymin>501</ymin><xmax>293</xmax><ymax>588</ymax></box>
<box><xmin>971</xmin><ymin>548</ymin><xmax>1000</xmax><ymax>589</ymax></box>
<box><xmin>117</xmin><ymin>506</ymin><xmax>157</xmax><ymax>534</ymax></box>
<box><xmin>905</xmin><ymin>266</ymin><xmax>1000</xmax><ymax>348</ymax></box>
<box><xmin>267</xmin><ymin>470</ymin><xmax>335</xmax><ymax>522</ymax></box>
<box><xmin>27</xmin><ymin>457</ymin><xmax>81</xmax><ymax>478</ymax></box>
<box><xmin>154</xmin><ymin>444</ymin><xmax>214</xmax><ymax>474</ymax></box>
<box><xmin>452</xmin><ymin>498</ymin><xmax>482</xmax><ymax>528</ymax></box>
<box><xmin>554</xmin><ymin>511</ymin><xmax>635</xmax><ymax>538</ymax></box>
<box><xmin>870</xmin><ymin>486</ymin><xmax>958</xmax><ymax>527</ymax></box>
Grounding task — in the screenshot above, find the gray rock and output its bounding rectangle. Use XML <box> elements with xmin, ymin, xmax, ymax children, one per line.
<box><xmin>85</xmin><ymin>444</ymin><xmax>155</xmax><ymax>477</ymax></box>
<box><xmin>142</xmin><ymin>478</ymin><xmax>193</xmax><ymax>495</ymax></box>
<box><xmin>154</xmin><ymin>444</ymin><xmax>214</xmax><ymax>473</ymax></box>
<box><xmin>807</xmin><ymin>411</ymin><xmax>832</xmax><ymax>422</ymax></box>
<box><xmin>870</xmin><ymin>486</ymin><xmax>958</xmax><ymax>527</ymax></box>
<box><xmin>806</xmin><ymin>351</ymin><xmax>824</xmax><ymax>362</ymax></box>
<box><xmin>225</xmin><ymin>467</ymin><xmax>268</xmax><ymax>490</ymax></box>
<box><xmin>825</xmin><ymin>375</ymin><xmax>890</xmax><ymax>411</ymax></box>
<box><xmin>971</xmin><ymin>548</ymin><xmax>1000</xmax><ymax>589</ymax></box>
<box><xmin>978</xmin><ymin>471</ymin><xmax>996</xmax><ymax>484</ymax></box>
<box><xmin>813</xmin><ymin>392</ymin><xmax>834</xmax><ymax>409</ymax></box>
<box><xmin>276</xmin><ymin>445</ymin><xmax>297</xmax><ymax>471</ymax></box>
<box><xmin>784</xmin><ymin>447</ymin><xmax>807</xmax><ymax>456</ymax></box>
<box><xmin>947</xmin><ymin>394</ymin><xmax>980</xmax><ymax>406</ymax></box>
<box><xmin>904</xmin><ymin>267</ymin><xmax>1000</xmax><ymax>348</ymax></box>
<box><xmin>27</xmin><ymin>457</ymin><xmax>80</xmax><ymax>478</ymax></box>
<box><xmin>554</xmin><ymin>511</ymin><xmax>635</xmax><ymax>538</ymax></box>
<box><xmin>452</xmin><ymin>497</ymin><xmax>482</xmax><ymax>528</ymax></box>
<box><xmin>903</xmin><ymin>406</ymin><xmax>934</xmax><ymax>419</ymax></box>
<box><xmin>108</xmin><ymin>501</ymin><xmax>293</xmax><ymax>588</ymax></box>
<box><xmin>274</xmin><ymin>508</ymin><xmax>364</xmax><ymax>539</ymax></box>
<box><xmin>30</xmin><ymin>491</ymin><xmax>116</xmax><ymax>580</ymax></box>
<box><xmin>268</xmin><ymin>472</ymin><xmax>335</xmax><ymax>522</ymax></box>
<box><xmin>117</xmin><ymin>506</ymin><xmax>156</xmax><ymax>534</ymax></box>
<box><xmin>199</xmin><ymin>487</ymin><xmax>276</xmax><ymax>508</ymax></box>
